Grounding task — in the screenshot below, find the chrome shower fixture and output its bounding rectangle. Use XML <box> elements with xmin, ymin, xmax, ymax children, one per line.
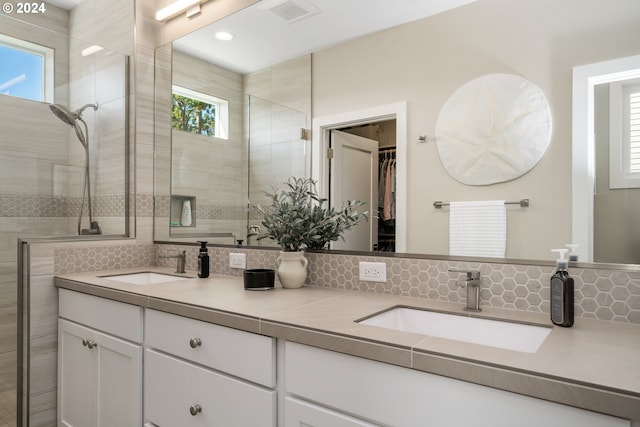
<box><xmin>49</xmin><ymin>102</ymin><xmax>101</xmax><ymax>235</ymax></box>
<box><xmin>49</xmin><ymin>103</ymin><xmax>98</xmax><ymax>126</ymax></box>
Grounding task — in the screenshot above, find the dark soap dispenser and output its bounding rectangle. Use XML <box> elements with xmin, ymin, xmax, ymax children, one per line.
<box><xmin>197</xmin><ymin>241</ymin><xmax>209</xmax><ymax>278</ymax></box>
<box><xmin>550</xmin><ymin>249</ymin><xmax>574</xmax><ymax>327</ymax></box>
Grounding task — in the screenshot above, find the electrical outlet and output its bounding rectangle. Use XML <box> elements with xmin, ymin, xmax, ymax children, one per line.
<box><xmin>359</xmin><ymin>261</ymin><xmax>386</xmax><ymax>282</ymax></box>
<box><xmin>229</xmin><ymin>253</ymin><xmax>246</xmax><ymax>269</ymax></box>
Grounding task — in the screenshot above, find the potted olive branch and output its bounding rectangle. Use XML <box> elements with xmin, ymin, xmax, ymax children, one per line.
<box><xmin>257</xmin><ymin>177</ymin><xmax>367</xmax><ymax>288</ymax></box>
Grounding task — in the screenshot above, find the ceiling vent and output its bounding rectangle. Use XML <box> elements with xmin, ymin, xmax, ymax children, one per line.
<box><xmin>259</xmin><ymin>0</ymin><xmax>320</xmax><ymax>24</ymax></box>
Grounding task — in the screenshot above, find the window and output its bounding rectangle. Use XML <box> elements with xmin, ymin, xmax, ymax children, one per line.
<box><xmin>171</xmin><ymin>85</ymin><xmax>229</xmax><ymax>140</ymax></box>
<box><xmin>610</xmin><ymin>79</ymin><xmax>640</xmax><ymax>188</ymax></box>
<box><xmin>0</xmin><ymin>34</ymin><xmax>53</xmax><ymax>103</ymax></box>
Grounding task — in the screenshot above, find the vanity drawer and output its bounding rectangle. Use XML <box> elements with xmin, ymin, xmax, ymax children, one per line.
<box><xmin>144</xmin><ymin>349</ymin><xmax>276</xmax><ymax>427</ymax></box>
<box><xmin>145</xmin><ymin>309</ymin><xmax>275</xmax><ymax>387</ymax></box>
<box><xmin>59</xmin><ymin>289</ymin><xmax>143</xmax><ymax>343</ymax></box>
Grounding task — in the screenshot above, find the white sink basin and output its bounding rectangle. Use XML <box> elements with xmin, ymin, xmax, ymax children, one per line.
<box><xmin>100</xmin><ymin>272</ymin><xmax>190</xmax><ymax>285</ymax></box>
<box><xmin>358</xmin><ymin>307</ymin><xmax>551</xmax><ymax>353</ymax></box>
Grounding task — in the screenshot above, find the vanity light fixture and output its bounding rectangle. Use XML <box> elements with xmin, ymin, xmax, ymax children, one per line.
<box><xmin>156</xmin><ymin>0</ymin><xmax>207</xmax><ymax>22</ymax></box>
<box><xmin>215</xmin><ymin>31</ymin><xmax>234</xmax><ymax>41</ymax></box>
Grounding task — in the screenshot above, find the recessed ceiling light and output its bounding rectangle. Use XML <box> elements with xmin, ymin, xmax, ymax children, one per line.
<box><xmin>215</xmin><ymin>32</ymin><xmax>234</xmax><ymax>41</ymax></box>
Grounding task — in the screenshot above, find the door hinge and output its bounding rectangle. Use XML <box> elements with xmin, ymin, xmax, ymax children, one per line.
<box><xmin>300</xmin><ymin>128</ymin><xmax>311</xmax><ymax>140</ymax></box>
<box><xmin>327</xmin><ymin>148</ymin><xmax>334</xmax><ymax>159</ymax></box>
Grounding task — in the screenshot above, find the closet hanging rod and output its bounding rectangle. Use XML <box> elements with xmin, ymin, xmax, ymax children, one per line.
<box><xmin>433</xmin><ymin>199</ymin><xmax>530</xmax><ymax>209</ymax></box>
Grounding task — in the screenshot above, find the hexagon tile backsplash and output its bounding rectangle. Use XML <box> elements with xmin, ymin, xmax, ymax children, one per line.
<box><xmin>56</xmin><ymin>243</ymin><xmax>640</xmax><ymax>324</ymax></box>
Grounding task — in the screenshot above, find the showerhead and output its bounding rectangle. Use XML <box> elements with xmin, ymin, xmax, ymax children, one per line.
<box><xmin>49</xmin><ymin>103</ymin><xmax>99</xmax><ymax>126</ymax></box>
<box><xmin>49</xmin><ymin>103</ymin><xmax>76</xmax><ymax>126</ymax></box>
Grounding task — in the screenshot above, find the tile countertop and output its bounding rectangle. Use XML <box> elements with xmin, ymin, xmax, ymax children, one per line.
<box><xmin>54</xmin><ymin>267</ymin><xmax>640</xmax><ymax>421</ymax></box>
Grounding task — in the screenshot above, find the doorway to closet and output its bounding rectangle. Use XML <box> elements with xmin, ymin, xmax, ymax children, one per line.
<box><xmin>311</xmin><ymin>102</ymin><xmax>407</xmax><ymax>253</ymax></box>
<box><xmin>329</xmin><ymin>121</ymin><xmax>397</xmax><ymax>252</ymax></box>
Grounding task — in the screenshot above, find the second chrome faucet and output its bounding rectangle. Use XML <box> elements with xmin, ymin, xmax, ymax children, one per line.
<box><xmin>159</xmin><ymin>250</ymin><xmax>186</xmax><ymax>274</ymax></box>
<box><xmin>449</xmin><ymin>269</ymin><xmax>482</xmax><ymax>312</ymax></box>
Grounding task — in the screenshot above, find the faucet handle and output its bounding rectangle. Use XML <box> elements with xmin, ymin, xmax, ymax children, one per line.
<box><xmin>448</xmin><ymin>269</ymin><xmax>481</xmax><ymax>281</ymax></box>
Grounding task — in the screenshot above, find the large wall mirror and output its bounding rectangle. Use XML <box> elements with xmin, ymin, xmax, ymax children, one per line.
<box><xmin>154</xmin><ymin>0</ymin><xmax>640</xmax><ymax>269</ymax></box>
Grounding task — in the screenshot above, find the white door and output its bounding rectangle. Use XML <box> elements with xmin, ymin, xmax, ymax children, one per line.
<box><xmin>330</xmin><ymin>130</ymin><xmax>378</xmax><ymax>251</ymax></box>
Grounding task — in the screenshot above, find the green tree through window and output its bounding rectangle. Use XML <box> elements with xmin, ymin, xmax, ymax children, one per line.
<box><xmin>172</xmin><ymin>93</ymin><xmax>217</xmax><ymax>136</ymax></box>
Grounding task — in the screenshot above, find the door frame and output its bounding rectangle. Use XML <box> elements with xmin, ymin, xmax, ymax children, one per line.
<box><xmin>312</xmin><ymin>102</ymin><xmax>407</xmax><ymax>252</ymax></box>
<box><xmin>572</xmin><ymin>54</ymin><xmax>640</xmax><ymax>262</ymax></box>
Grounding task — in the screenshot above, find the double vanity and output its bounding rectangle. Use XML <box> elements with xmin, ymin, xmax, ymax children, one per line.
<box><xmin>54</xmin><ymin>268</ymin><xmax>640</xmax><ymax>426</ymax></box>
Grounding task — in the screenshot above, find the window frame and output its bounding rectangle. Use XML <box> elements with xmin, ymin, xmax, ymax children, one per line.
<box><xmin>609</xmin><ymin>79</ymin><xmax>640</xmax><ymax>188</ymax></box>
<box><xmin>0</xmin><ymin>34</ymin><xmax>53</xmax><ymax>103</ymax></box>
<box><xmin>171</xmin><ymin>85</ymin><xmax>229</xmax><ymax>140</ymax></box>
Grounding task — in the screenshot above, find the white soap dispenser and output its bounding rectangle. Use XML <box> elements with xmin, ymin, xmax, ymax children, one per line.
<box><xmin>550</xmin><ymin>249</ymin><xmax>574</xmax><ymax>327</ymax></box>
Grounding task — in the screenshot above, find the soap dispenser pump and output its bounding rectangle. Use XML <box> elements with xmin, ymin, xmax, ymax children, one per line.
<box><xmin>565</xmin><ymin>244</ymin><xmax>579</xmax><ymax>262</ymax></box>
<box><xmin>550</xmin><ymin>249</ymin><xmax>574</xmax><ymax>327</ymax></box>
<box><xmin>197</xmin><ymin>241</ymin><xmax>209</xmax><ymax>278</ymax></box>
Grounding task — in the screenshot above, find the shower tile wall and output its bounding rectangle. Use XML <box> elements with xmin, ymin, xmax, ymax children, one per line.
<box><xmin>3</xmin><ymin>0</ymin><xmax>135</xmax><ymax>425</ymax></box>
<box><xmin>245</xmin><ymin>55</ymin><xmax>312</xmax><ymax>209</ymax></box>
<box><xmin>157</xmin><ymin>51</ymin><xmax>246</xmax><ymax>239</ymax></box>
<box><xmin>67</xmin><ymin>0</ymin><xmax>131</xmax><ymax>237</ymax></box>
<box><xmin>0</xmin><ymin>7</ymin><xmax>70</xmax><ymax>411</ymax></box>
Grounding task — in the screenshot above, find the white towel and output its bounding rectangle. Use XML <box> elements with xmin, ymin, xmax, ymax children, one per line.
<box><xmin>449</xmin><ymin>200</ymin><xmax>506</xmax><ymax>257</ymax></box>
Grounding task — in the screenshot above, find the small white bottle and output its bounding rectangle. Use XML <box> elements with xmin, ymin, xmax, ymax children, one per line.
<box><xmin>181</xmin><ymin>200</ymin><xmax>192</xmax><ymax>226</ymax></box>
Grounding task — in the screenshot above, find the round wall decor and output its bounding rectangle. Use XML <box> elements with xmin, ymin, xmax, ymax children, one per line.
<box><xmin>435</xmin><ymin>73</ymin><xmax>552</xmax><ymax>185</ymax></box>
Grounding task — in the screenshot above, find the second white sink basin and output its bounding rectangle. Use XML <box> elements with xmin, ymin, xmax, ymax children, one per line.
<box><xmin>100</xmin><ymin>272</ymin><xmax>191</xmax><ymax>285</ymax></box>
<box><xmin>358</xmin><ymin>307</ymin><xmax>551</xmax><ymax>353</ymax></box>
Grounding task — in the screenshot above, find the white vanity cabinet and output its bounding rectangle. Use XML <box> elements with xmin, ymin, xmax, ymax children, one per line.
<box><xmin>285</xmin><ymin>342</ymin><xmax>630</xmax><ymax>427</ymax></box>
<box><xmin>143</xmin><ymin>309</ymin><xmax>276</xmax><ymax>427</ymax></box>
<box><xmin>57</xmin><ymin>289</ymin><xmax>143</xmax><ymax>427</ymax></box>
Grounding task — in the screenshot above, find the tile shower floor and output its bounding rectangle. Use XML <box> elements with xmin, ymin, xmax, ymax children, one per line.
<box><xmin>0</xmin><ymin>389</ymin><xmax>16</xmax><ymax>427</ymax></box>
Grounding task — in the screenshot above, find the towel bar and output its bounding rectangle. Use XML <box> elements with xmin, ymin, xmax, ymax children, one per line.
<box><xmin>433</xmin><ymin>199</ymin><xmax>530</xmax><ymax>209</ymax></box>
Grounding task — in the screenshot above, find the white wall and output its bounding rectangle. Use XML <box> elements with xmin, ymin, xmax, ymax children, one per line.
<box><xmin>311</xmin><ymin>0</ymin><xmax>640</xmax><ymax>260</ymax></box>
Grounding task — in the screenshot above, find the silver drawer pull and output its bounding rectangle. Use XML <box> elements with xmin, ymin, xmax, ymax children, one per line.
<box><xmin>82</xmin><ymin>339</ymin><xmax>97</xmax><ymax>349</ymax></box>
<box><xmin>189</xmin><ymin>404</ymin><xmax>202</xmax><ymax>416</ymax></box>
<box><xmin>189</xmin><ymin>338</ymin><xmax>202</xmax><ymax>348</ymax></box>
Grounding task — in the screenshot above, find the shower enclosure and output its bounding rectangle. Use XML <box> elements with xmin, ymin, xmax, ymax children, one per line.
<box><xmin>0</xmin><ymin>35</ymin><xmax>129</xmax><ymax>426</ymax></box>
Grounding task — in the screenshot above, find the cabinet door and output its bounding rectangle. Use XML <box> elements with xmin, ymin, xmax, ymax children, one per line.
<box><xmin>285</xmin><ymin>397</ymin><xmax>378</xmax><ymax>427</ymax></box>
<box><xmin>58</xmin><ymin>320</ymin><xmax>95</xmax><ymax>427</ymax></box>
<box><xmin>96</xmin><ymin>328</ymin><xmax>142</xmax><ymax>427</ymax></box>
<box><xmin>144</xmin><ymin>349</ymin><xmax>276</xmax><ymax>427</ymax></box>
<box><xmin>58</xmin><ymin>319</ymin><xmax>142</xmax><ymax>427</ymax></box>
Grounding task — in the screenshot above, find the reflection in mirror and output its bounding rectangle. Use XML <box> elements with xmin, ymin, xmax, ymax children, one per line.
<box><xmin>155</xmin><ymin>0</ymin><xmax>640</xmax><ymax>269</ymax></box>
<box><xmin>572</xmin><ymin>54</ymin><xmax>640</xmax><ymax>264</ymax></box>
<box><xmin>153</xmin><ymin>43</ymin><xmax>310</xmax><ymax>243</ymax></box>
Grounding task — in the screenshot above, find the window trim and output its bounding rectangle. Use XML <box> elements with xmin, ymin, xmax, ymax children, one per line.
<box><xmin>171</xmin><ymin>85</ymin><xmax>229</xmax><ymax>140</ymax></box>
<box><xmin>0</xmin><ymin>34</ymin><xmax>54</xmax><ymax>103</ymax></box>
<box><xmin>609</xmin><ymin>79</ymin><xmax>640</xmax><ymax>188</ymax></box>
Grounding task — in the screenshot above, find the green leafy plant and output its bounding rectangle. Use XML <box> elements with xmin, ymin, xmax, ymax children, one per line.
<box><xmin>257</xmin><ymin>177</ymin><xmax>367</xmax><ymax>251</ymax></box>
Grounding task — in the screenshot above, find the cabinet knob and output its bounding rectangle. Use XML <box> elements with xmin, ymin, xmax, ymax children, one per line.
<box><xmin>81</xmin><ymin>339</ymin><xmax>97</xmax><ymax>349</ymax></box>
<box><xmin>189</xmin><ymin>404</ymin><xmax>202</xmax><ymax>416</ymax></box>
<box><xmin>189</xmin><ymin>337</ymin><xmax>202</xmax><ymax>348</ymax></box>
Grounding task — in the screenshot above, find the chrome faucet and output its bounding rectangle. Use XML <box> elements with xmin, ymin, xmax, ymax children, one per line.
<box><xmin>159</xmin><ymin>250</ymin><xmax>186</xmax><ymax>273</ymax></box>
<box><xmin>449</xmin><ymin>269</ymin><xmax>482</xmax><ymax>312</ymax></box>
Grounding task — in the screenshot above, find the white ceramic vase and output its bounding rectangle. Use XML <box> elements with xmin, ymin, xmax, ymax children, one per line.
<box><xmin>276</xmin><ymin>251</ymin><xmax>308</xmax><ymax>289</ymax></box>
